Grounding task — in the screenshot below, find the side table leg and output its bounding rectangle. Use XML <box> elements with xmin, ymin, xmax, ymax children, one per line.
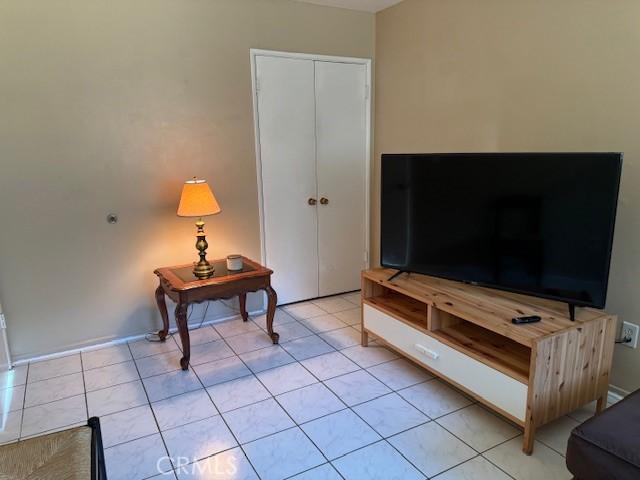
<box><xmin>175</xmin><ymin>303</ymin><xmax>190</xmax><ymax>370</ymax></box>
<box><xmin>155</xmin><ymin>285</ymin><xmax>170</xmax><ymax>341</ymax></box>
<box><xmin>239</xmin><ymin>293</ymin><xmax>249</xmax><ymax>322</ymax></box>
<box><xmin>265</xmin><ymin>286</ymin><xmax>279</xmax><ymax>344</ymax></box>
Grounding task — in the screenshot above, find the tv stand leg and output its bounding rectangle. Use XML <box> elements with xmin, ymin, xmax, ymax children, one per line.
<box><xmin>523</xmin><ymin>419</ymin><xmax>535</xmax><ymax>455</ymax></box>
<box><xmin>361</xmin><ymin>329</ymin><xmax>369</xmax><ymax>347</ymax></box>
<box><xmin>596</xmin><ymin>396</ymin><xmax>606</xmax><ymax>414</ymax></box>
<box><xmin>388</xmin><ymin>270</ymin><xmax>405</xmax><ymax>282</ymax></box>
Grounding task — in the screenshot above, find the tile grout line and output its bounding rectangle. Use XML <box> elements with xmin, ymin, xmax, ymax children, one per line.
<box><xmin>364</xmin><ymin>364</ymin><xmax>434</xmax><ymax>392</ymax></box>
<box><xmin>78</xmin><ymin>352</ymin><xmax>89</xmax><ymax>423</ymax></box>
<box><xmin>478</xmin><ymin>434</ymin><xmax>531</xmax><ymax>480</ymax></box>
<box><xmin>19</xmin><ymin>359</ymin><xmax>87</xmax><ymax>439</ymax></box>
<box><xmin>317</xmin><ymin>371</ymin><xmax>432</xmax><ymax>478</ymax></box>
<box><xmin>345</xmin><ymin>400</ymin><xmax>430</xmax><ymax>475</ymax></box>
<box><xmin>13</xmin><ymin>298</ymin><xmax>565</xmax><ymax>479</ymax></box>
<box><xmin>103</xmin><ymin>345</ymin><xmax>557</xmax><ymax>480</ymax></box>
<box><xmin>88</xmin><ymin>384</ymin><xmax>149</xmax><ymax>425</ymax></box>
<box><xmin>287</xmin><ymin>353</ymin><xmax>422</xmax><ymax>478</ymax></box>
<box><xmin>193</xmin><ymin>333</ymin><xmax>265</xmax><ymax>480</ymax></box>
<box><xmin>99</xmin><ymin>430</ymin><xmax>160</xmax><ymax>455</ymax></box>
<box><xmin>23</xmin><ymin>368</ymin><xmax>83</xmax><ymax>386</ymax></box>
<box><xmin>108</xmin><ymin>324</ymin><xmax>387</xmax><ymax>417</ymax></box>
<box><xmin>22</xmin><ymin>353</ymin><xmax>82</xmax><ymax>383</ymax></box>
<box><xmin>480</xmin><ymin>433</ymin><xmax>569</xmax><ymax>478</ymax></box>
<box><xmin>427</xmin><ymin>453</ymin><xmax>491</xmax><ymax>480</ymax></box>
<box><xmin>20</xmin><ymin>377</ymin><xmax>432</xmax><ymax>459</ymax></box>
<box><xmin>282</xmin><ymin>463</ymin><xmax>344</xmax><ymax>480</ymax></box>
<box><xmin>326</xmin><ymin>374</ymin><xmax>504</xmax><ymax>478</ymax></box>
<box><xmin>425</xmin><ymin>421</ymin><xmax>509</xmax><ymax>478</ymax></box>
<box><xmin>200</xmin><ymin>316</ymin><xmax>371</xmax><ymax>479</ymax></box>
<box><xmin>17</xmin><ymin>363</ymin><xmax>30</xmax><ymax>440</ymax></box>
<box><xmin>478</xmin><ymin>454</ymin><xmax>519</xmax><ymax>480</ymax></box>
<box><xmin>18</xmin><ymin>421</ymin><xmax>88</xmax><ymax>443</ymax></box>
<box><xmin>120</xmin><ymin>341</ymin><xmax>173</xmax><ymax>478</ymax></box>
<box><xmin>234</xmin><ymin>337</ymin><xmax>345</xmax><ymax>480</ymax></box>
<box><xmin>432</xmin><ymin>402</ymin><xmax>525</xmax><ymax>454</ymax></box>
<box><xmin>18</xmin><ymin>399</ymin><xmax>87</xmax><ymax>441</ymax></box>
<box><xmin>10</xmin><ymin>298</ymin><xmax>355</xmax><ymax>371</ymax></box>
<box><xmin>12</xmin><ymin>298</ymin><xmax>567</xmax><ymax>480</ymax></box>
<box><xmin>433</xmin><ymin>415</ymin><xmax>521</xmax><ymax>455</ymax></box>
<box><xmin>422</xmin><ymin>389</ymin><xmax>572</xmax><ymax>467</ymax></box>
<box><xmin>85</xmin><ymin>376</ymin><xmax>144</xmax><ymax>397</ymax></box>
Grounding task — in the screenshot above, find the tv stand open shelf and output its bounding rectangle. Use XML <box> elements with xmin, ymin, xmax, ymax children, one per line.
<box><xmin>361</xmin><ymin>268</ymin><xmax>617</xmax><ymax>454</ymax></box>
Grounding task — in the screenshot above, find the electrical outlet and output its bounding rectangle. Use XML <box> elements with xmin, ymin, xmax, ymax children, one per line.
<box><xmin>621</xmin><ymin>321</ymin><xmax>639</xmax><ymax>349</ymax></box>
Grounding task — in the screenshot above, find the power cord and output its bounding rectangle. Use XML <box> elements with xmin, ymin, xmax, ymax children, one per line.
<box><xmin>144</xmin><ymin>297</ymin><xmax>242</xmax><ymax>343</ymax></box>
<box><xmin>220</xmin><ymin>298</ymin><xmax>241</xmax><ymax>315</ymax></box>
<box><xmin>145</xmin><ymin>303</ymin><xmax>197</xmax><ymax>343</ymax></box>
<box><xmin>193</xmin><ymin>301</ymin><xmax>210</xmax><ymax>330</ymax></box>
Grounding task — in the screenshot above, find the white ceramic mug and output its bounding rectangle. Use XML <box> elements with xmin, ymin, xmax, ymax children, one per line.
<box><xmin>226</xmin><ymin>254</ymin><xmax>243</xmax><ymax>271</ymax></box>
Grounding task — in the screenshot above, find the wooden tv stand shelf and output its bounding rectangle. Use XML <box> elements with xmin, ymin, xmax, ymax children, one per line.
<box><xmin>361</xmin><ymin>268</ymin><xmax>617</xmax><ymax>454</ymax></box>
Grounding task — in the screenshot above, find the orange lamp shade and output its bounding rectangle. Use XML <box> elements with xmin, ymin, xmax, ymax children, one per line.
<box><xmin>177</xmin><ymin>178</ymin><xmax>221</xmax><ymax>217</ymax></box>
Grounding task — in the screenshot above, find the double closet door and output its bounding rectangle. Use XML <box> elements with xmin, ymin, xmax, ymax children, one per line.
<box><xmin>253</xmin><ymin>52</ymin><xmax>370</xmax><ymax>305</ymax></box>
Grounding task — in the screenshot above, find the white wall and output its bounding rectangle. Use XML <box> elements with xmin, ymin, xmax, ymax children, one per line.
<box><xmin>0</xmin><ymin>0</ymin><xmax>374</xmax><ymax>360</ymax></box>
<box><xmin>375</xmin><ymin>0</ymin><xmax>640</xmax><ymax>393</ymax></box>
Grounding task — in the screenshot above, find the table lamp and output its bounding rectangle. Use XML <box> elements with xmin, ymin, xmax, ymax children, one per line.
<box><xmin>177</xmin><ymin>177</ymin><xmax>221</xmax><ymax>279</ymax></box>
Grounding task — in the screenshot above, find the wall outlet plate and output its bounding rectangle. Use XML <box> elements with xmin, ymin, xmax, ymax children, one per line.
<box><xmin>621</xmin><ymin>321</ymin><xmax>639</xmax><ymax>349</ymax></box>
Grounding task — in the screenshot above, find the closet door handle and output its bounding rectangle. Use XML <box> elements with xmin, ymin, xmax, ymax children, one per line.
<box><xmin>320</xmin><ymin>197</ymin><xmax>329</xmax><ymax>205</ymax></box>
<box><xmin>308</xmin><ymin>198</ymin><xmax>317</xmax><ymax>205</ymax></box>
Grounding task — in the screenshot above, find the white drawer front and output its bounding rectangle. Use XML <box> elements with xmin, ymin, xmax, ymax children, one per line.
<box><xmin>363</xmin><ymin>304</ymin><xmax>527</xmax><ymax>422</ymax></box>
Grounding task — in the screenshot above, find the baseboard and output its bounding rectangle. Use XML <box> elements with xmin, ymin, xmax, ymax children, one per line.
<box><xmin>608</xmin><ymin>384</ymin><xmax>630</xmax><ymax>404</ymax></box>
<box><xmin>11</xmin><ymin>308</ymin><xmax>266</xmax><ymax>367</ymax></box>
<box><xmin>0</xmin><ymin>327</ymin><xmax>11</xmax><ymax>371</ymax></box>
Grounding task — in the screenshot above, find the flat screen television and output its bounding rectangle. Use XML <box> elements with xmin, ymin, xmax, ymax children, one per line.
<box><xmin>381</xmin><ymin>153</ymin><xmax>622</xmax><ymax>310</ymax></box>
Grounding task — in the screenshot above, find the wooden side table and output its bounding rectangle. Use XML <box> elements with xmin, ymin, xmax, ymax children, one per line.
<box><xmin>154</xmin><ymin>256</ymin><xmax>278</xmax><ymax>370</ymax></box>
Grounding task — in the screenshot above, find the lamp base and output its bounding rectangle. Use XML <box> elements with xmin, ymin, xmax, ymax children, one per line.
<box><xmin>192</xmin><ymin>218</ymin><xmax>215</xmax><ymax>279</ymax></box>
<box><xmin>193</xmin><ymin>260</ymin><xmax>215</xmax><ymax>279</ymax></box>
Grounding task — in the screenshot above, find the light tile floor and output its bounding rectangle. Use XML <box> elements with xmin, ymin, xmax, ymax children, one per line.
<box><xmin>0</xmin><ymin>291</ymin><xmax>610</xmax><ymax>479</ymax></box>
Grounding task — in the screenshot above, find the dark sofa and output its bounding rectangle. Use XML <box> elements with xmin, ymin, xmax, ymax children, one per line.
<box><xmin>566</xmin><ymin>389</ymin><xmax>640</xmax><ymax>480</ymax></box>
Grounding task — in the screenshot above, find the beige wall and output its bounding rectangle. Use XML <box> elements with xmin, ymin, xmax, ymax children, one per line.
<box><xmin>0</xmin><ymin>0</ymin><xmax>374</xmax><ymax>359</ymax></box>
<box><xmin>375</xmin><ymin>0</ymin><xmax>640</xmax><ymax>393</ymax></box>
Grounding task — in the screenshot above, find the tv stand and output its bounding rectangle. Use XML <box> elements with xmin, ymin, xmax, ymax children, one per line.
<box><xmin>387</xmin><ymin>270</ymin><xmax>407</xmax><ymax>282</ymax></box>
<box><xmin>569</xmin><ymin>303</ymin><xmax>576</xmax><ymax>321</ymax></box>
<box><xmin>361</xmin><ymin>268</ymin><xmax>617</xmax><ymax>454</ymax></box>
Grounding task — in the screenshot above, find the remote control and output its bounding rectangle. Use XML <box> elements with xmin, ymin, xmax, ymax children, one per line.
<box><xmin>512</xmin><ymin>315</ymin><xmax>541</xmax><ymax>324</ymax></box>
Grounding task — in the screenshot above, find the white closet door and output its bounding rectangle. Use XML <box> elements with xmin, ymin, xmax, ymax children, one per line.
<box><xmin>315</xmin><ymin>61</ymin><xmax>368</xmax><ymax>296</ymax></box>
<box><xmin>255</xmin><ymin>56</ymin><xmax>319</xmax><ymax>304</ymax></box>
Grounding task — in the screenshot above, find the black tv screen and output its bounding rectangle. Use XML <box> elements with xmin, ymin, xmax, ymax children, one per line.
<box><xmin>381</xmin><ymin>153</ymin><xmax>622</xmax><ymax>309</ymax></box>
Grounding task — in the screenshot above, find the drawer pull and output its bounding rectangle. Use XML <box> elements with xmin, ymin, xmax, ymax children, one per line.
<box><xmin>415</xmin><ymin>344</ymin><xmax>439</xmax><ymax>360</ymax></box>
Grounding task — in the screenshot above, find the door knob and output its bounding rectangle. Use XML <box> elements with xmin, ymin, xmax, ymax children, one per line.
<box><xmin>308</xmin><ymin>198</ymin><xmax>317</xmax><ymax>205</ymax></box>
<box><xmin>320</xmin><ymin>197</ymin><xmax>329</xmax><ymax>205</ymax></box>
